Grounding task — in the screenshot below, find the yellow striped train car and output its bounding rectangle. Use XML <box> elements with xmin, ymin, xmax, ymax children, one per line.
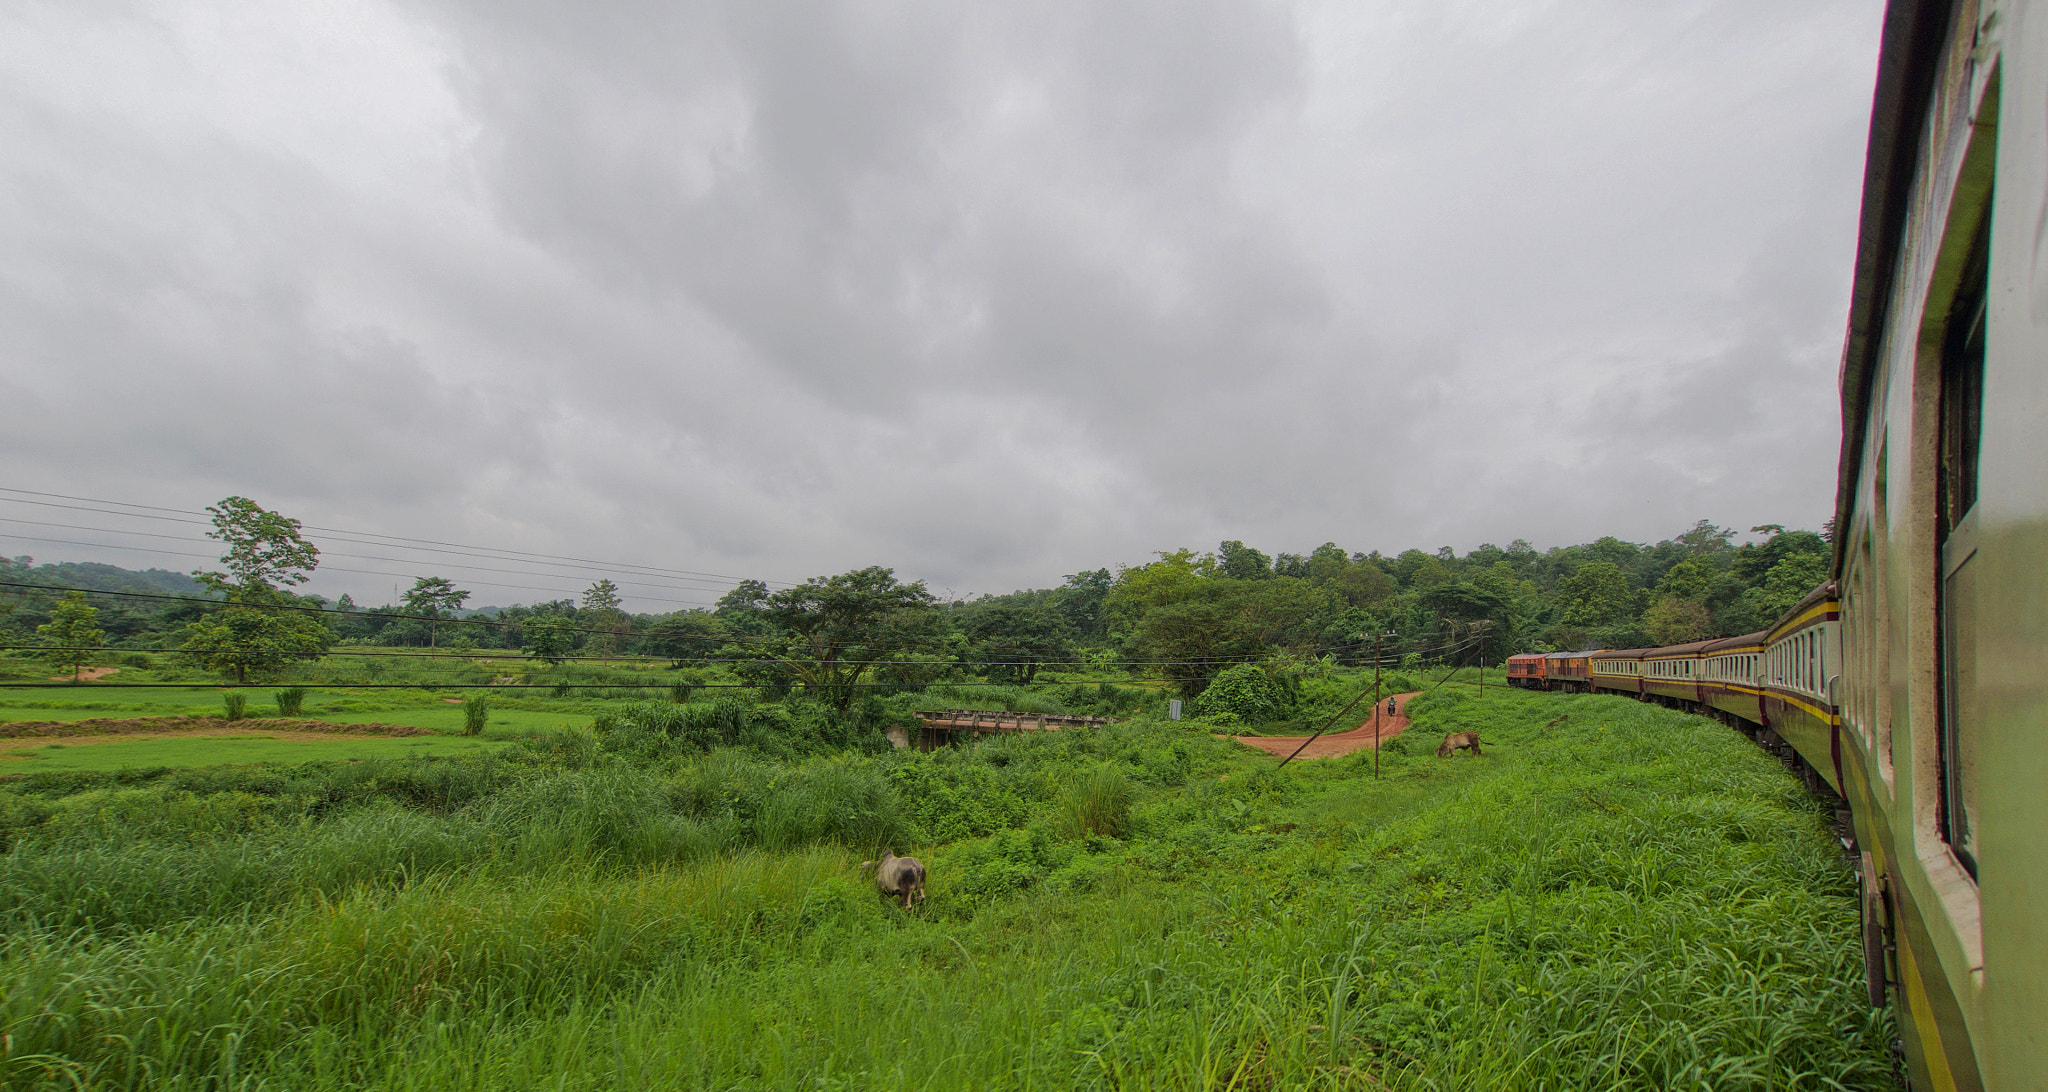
<box><xmin>1831</xmin><ymin>0</ymin><xmax>2046</xmax><ymax>1084</ymax></box>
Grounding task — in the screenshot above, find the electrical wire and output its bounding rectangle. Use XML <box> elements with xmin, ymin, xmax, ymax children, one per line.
<box><xmin>0</xmin><ymin>488</ymin><xmax>796</xmax><ymax>588</ymax></box>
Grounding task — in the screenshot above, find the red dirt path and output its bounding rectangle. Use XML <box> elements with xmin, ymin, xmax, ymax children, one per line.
<box><xmin>1229</xmin><ymin>692</ymin><xmax>1423</xmax><ymax>760</ymax></box>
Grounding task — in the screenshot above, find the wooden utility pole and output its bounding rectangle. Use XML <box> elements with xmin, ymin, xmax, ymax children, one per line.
<box><xmin>1372</xmin><ymin>631</ymin><xmax>1397</xmax><ymax>781</ymax></box>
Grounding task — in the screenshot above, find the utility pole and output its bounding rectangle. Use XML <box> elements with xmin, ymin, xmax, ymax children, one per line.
<box><xmin>1372</xmin><ymin>630</ymin><xmax>1398</xmax><ymax>781</ymax></box>
<box><xmin>1474</xmin><ymin>620</ymin><xmax>1490</xmax><ymax>695</ymax></box>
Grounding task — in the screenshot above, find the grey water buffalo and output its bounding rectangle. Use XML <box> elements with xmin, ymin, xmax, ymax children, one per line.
<box><xmin>1436</xmin><ymin>730</ymin><xmax>1483</xmax><ymax>758</ymax></box>
<box><xmin>860</xmin><ymin>850</ymin><xmax>927</xmax><ymax>910</ymax></box>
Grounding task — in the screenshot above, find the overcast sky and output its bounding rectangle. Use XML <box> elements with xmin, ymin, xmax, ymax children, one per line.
<box><xmin>1</xmin><ymin>0</ymin><xmax>1881</xmax><ymax>609</ymax></box>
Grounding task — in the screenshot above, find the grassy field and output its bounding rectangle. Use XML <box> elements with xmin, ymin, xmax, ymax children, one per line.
<box><xmin>0</xmin><ymin>686</ymin><xmax>1895</xmax><ymax>1090</ymax></box>
<box><xmin>0</xmin><ymin>685</ymin><xmax>596</xmax><ymax>734</ymax></box>
<box><xmin>0</xmin><ymin>732</ymin><xmax>512</xmax><ymax>771</ymax></box>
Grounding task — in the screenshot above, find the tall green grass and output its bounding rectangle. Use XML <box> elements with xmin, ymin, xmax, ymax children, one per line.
<box><xmin>460</xmin><ymin>694</ymin><xmax>487</xmax><ymax>735</ymax></box>
<box><xmin>0</xmin><ymin>690</ymin><xmax>1895</xmax><ymax>1089</ymax></box>
<box><xmin>271</xmin><ymin>686</ymin><xmax>307</xmax><ymax>716</ymax></box>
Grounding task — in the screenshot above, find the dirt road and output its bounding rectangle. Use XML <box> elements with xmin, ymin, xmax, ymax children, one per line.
<box><xmin>1230</xmin><ymin>691</ymin><xmax>1422</xmax><ymax>760</ymax></box>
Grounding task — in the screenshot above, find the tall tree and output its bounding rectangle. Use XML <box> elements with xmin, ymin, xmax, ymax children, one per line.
<box><xmin>1124</xmin><ymin>577</ymin><xmax>1333</xmax><ymax>697</ymax></box>
<box><xmin>743</xmin><ymin>567</ymin><xmax>945</xmax><ymax>710</ymax></box>
<box><xmin>195</xmin><ymin>496</ymin><xmax>320</xmax><ymax>590</ymax></box>
<box><xmin>645</xmin><ymin>611</ymin><xmax>727</xmax><ymax>666</ymax></box>
<box><xmin>1217</xmin><ymin>540</ymin><xmax>1273</xmax><ymax>580</ymax></box>
<box><xmin>180</xmin><ymin>497</ymin><xmax>330</xmax><ymax>683</ymax></box>
<box><xmin>37</xmin><ymin>590</ymin><xmax>103</xmax><ymax>681</ymax></box>
<box><xmin>521</xmin><ymin>614</ymin><xmax>577</xmax><ymax>665</ymax></box>
<box><xmin>402</xmin><ymin>576</ymin><xmax>470</xmax><ymax>648</ymax></box>
<box><xmin>958</xmin><ymin>600</ymin><xmax>1072</xmax><ymax>685</ymax></box>
<box><xmin>1644</xmin><ymin>596</ymin><xmax>1714</xmax><ymax>644</ymax></box>
<box><xmin>1672</xmin><ymin>520</ymin><xmax>1736</xmax><ymax>556</ymax></box>
<box><xmin>583</xmin><ymin>579</ymin><xmax>627</xmax><ymax>654</ymax></box>
<box><xmin>1558</xmin><ymin>561</ymin><xmax>1637</xmax><ymax>628</ymax></box>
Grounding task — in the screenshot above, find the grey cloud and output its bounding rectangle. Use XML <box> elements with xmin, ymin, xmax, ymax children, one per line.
<box><xmin>0</xmin><ymin>0</ymin><xmax>1879</xmax><ymax>604</ymax></box>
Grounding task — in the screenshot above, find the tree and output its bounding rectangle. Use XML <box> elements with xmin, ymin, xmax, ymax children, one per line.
<box><xmin>37</xmin><ymin>591</ymin><xmax>103</xmax><ymax>681</ymax></box>
<box><xmin>1742</xmin><ymin>550</ymin><xmax>1833</xmax><ymax>625</ymax></box>
<box><xmin>521</xmin><ymin>614</ymin><xmax>578</xmax><ymax>665</ymax></box>
<box><xmin>746</xmin><ymin>567</ymin><xmax>945</xmax><ymax>710</ymax></box>
<box><xmin>194</xmin><ymin>496</ymin><xmax>320</xmax><ymax>591</ymax></box>
<box><xmin>1733</xmin><ymin>527</ymin><xmax>1827</xmax><ymax>583</ymax></box>
<box><xmin>958</xmin><ymin>599</ymin><xmax>1072</xmax><ymax>685</ymax></box>
<box><xmin>713</xmin><ymin>579</ymin><xmax>774</xmax><ymax>638</ymax></box>
<box><xmin>179</xmin><ymin>590</ymin><xmax>332</xmax><ymax>683</ymax></box>
<box><xmin>1124</xmin><ymin>577</ymin><xmax>1333</xmax><ymax>696</ymax></box>
<box><xmin>1050</xmin><ymin>568</ymin><xmax>1113</xmax><ymax>641</ymax></box>
<box><xmin>1655</xmin><ymin>559</ymin><xmax>1715</xmax><ymax>602</ymax></box>
<box><xmin>583</xmin><ymin>578</ymin><xmax>622</xmax><ymax>615</ymax></box>
<box><xmin>1419</xmin><ymin>581</ymin><xmax>1507</xmax><ymax>623</ymax></box>
<box><xmin>645</xmin><ymin>611</ymin><xmax>727</xmax><ymax>666</ymax></box>
<box><xmin>1558</xmin><ymin>561</ymin><xmax>1637</xmax><ymax>628</ymax></box>
<box><xmin>180</xmin><ymin>497</ymin><xmax>330</xmax><ymax>683</ymax></box>
<box><xmin>1644</xmin><ymin>596</ymin><xmax>1713</xmax><ymax>644</ymax></box>
<box><xmin>1672</xmin><ymin>520</ymin><xmax>1735</xmax><ymax>556</ymax></box>
<box><xmin>583</xmin><ymin>579</ymin><xmax>628</xmax><ymax>654</ymax></box>
<box><xmin>402</xmin><ymin>576</ymin><xmax>470</xmax><ymax>648</ymax></box>
<box><xmin>1217</xmin><ymin>540</ymin><xmax>1273</xmax><ymax>580</ymax></box>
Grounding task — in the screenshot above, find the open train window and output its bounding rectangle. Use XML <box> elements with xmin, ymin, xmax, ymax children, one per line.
<box><xmin>1936</xmin><ymin>214</ymin><xmax>1988</xmax><ymax>879</ymax></box>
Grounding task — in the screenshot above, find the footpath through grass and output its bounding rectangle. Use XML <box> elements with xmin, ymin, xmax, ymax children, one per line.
<box><xmin>0</xmin><ymin>687</ymin><xmax>1894</xmax><ymax>1090</ymax></box>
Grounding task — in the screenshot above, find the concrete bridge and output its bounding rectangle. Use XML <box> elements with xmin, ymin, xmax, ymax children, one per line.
<box><xmin>892</xmin><ymin>709</ymin><xmax>1117</xmax><ymax>751</ymax></box>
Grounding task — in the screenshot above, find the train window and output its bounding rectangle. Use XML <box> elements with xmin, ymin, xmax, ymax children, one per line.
<box><xmin>1935</xmin><ymin>214</ymin><xmax>1989</xmax><ymax>878</ymax></box>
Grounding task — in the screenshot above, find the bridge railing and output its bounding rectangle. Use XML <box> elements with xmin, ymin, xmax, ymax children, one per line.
<box><xmin>897</xmin><ymin>709</ymin><xmax>1118</xmax><ymax>750</ymax></box>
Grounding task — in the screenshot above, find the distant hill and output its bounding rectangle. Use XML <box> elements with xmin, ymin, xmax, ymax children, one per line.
<box><xmin>3</xmin><ymin>561</ymin><xmax>210</xmax><ymax>598</ymax></box>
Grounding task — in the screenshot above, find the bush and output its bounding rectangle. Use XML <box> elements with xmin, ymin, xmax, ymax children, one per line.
<box><xmin>119</xmin><ymin>653</ymin><xmax>155</xmax><ymax>670</ymax></box>
<box><xmin>462</xmin><ymin>695</ymin><xmax>489</xmax><ymax>736</ymax></box>
<box><xmin>273</xmin><ymin>687</ymin><xmax>307</xmax><ymax>717</ymax></box>
<box><xmin>1189</xmin><ymin>664</ymin><xmax>1287</xmax><ymax>722</ymax></box>
<box><xmin>222</xmin><ymin>693</ymin><xmax>247</xmax><ymax>721</ymax></box>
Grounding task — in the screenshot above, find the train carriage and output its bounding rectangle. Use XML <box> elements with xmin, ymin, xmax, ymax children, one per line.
<box><xmin>1759</xmin><ymin>583</ymin><xmax>1844</xmax><ymax>796</ymax></box>
<box><xmin>1825</xmin><ymin>0</ymin><xmax>2048</xmax><ymax>1083</ymax></box>
<box><xmin>1587</xmin><ymin>647</ymin><xmax>1650</xmax><ymax>697</ymax></box>
<box><xmin>1542</xmin><ymin>650</ymin><xmax>1596</xmax><ymax>692</ymax></box>
<box><xmin>1493</xmin><ymin>1</ymin><xmax>2048</xmax><ymax>1082</ymax></box>
<box><xmin>1641</xmin><ymin>638</ymin><xmax>1718</xmax><ymax>706</ymax></box>
<box><xmin>1697</xmin><ymin>629</ymin><xmax>1769</xmax><ymax>725</ymax></box>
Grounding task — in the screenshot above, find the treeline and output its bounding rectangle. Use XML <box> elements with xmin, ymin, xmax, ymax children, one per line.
<box><xmin>0</xmin><ymin>505</ymin><xmax>1829</xmax><ymax>699</ymax></box>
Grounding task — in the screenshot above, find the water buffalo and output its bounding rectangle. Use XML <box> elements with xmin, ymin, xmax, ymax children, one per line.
<box><xmin>1436</xmin><ymin>730</ymin><xmax>1482</xmax><ymax>758</ymax></box>
<box><xmin>860</xmin><ymin>850</ymin><xmax>927</xmax><ymax>910</ymax></box>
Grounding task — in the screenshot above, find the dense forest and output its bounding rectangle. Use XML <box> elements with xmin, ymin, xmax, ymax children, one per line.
<box><xmin>0</xmin><ymin>517</ymin><xmax>1830</xmax><ymax>700</ymax></box>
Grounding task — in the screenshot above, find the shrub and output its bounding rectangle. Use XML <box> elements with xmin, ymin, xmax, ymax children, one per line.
<box><xmin>1190</xmin><ymin>664</ymin><xmax>1287</xmax><ymax>722</ymax></box>
<box><xmin>273</xmin><ymin>687</ymin><xmax>307</xmax><ymax>717</ymax></box>
<box><xmin>119</xmin><ymin>653</ymin><xmax>155</xmax><ymax>670</ymax></box>
<box><xmin>222</xmin><ymin>693</ymin><xmax>247</xmax><ymax>721</ymax></box>
<box><xmin>462</xmin><ymin>695</ymin><xmax>489</xmax><ymax>736</ymax></box>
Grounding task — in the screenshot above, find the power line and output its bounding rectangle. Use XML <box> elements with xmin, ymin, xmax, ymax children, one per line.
<box><xmin>0</xmin><ymin>488</ymin><xmax>798</xmax><ymax>589</ymax></box>
<box><xmin>0</xmin><ymin>517</ymin><xmax>774</xmax><ymax>598</ymax></box>
<box><xmin>0</xmin><ymin>537</ymin><xmax>722</xmax><ymax>607</ymax></box>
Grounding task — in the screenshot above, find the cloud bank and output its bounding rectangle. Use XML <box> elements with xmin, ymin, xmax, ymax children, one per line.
<box><xmin>0</xmin><ymin>0</ymin><xmax>1881</xmax><ymax>606</ymax></box>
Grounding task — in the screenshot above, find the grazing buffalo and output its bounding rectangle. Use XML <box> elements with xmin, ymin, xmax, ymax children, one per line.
<box><xmin>860</xmin><ymin>850</ymin><xmax>927</xmax><ymax>910</ymax></box>
<box><xmin>1436</xmin><ymin>730</ymin><xmax>1483</xmax><ymax>758</ymax></box>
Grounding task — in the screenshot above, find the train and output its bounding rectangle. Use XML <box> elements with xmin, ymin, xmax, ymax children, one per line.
<box><xmin>1504</xmin><ymin>2</ymin><xmax>2047</xmax><ymax>1087</ymax></box>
